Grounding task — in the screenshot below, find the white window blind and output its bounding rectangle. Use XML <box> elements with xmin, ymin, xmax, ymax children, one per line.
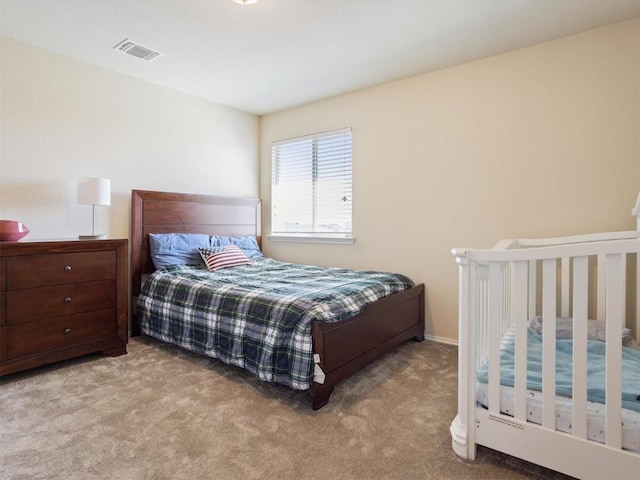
<box><xmin>271</xmin><ymin>128</ymin><xmax>352</xmax><ymax>237</ymax></box>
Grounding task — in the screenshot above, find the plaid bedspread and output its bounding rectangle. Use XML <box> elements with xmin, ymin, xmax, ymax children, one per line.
<box><xmin>137</xmin><ymin>258</ymin><xmax>415</xmax><ymax>390</ymax></box>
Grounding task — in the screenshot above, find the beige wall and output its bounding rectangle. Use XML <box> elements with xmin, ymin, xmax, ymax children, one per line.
<box><xmin>2</xmin><ymin>19</ymin><xmax>638</xmax><ymax>344</ymax></box>
<box><xmin>260</xmin><ymin>18</ymin><xmax>640</xmax><ymax>343</ymax></box>
<box><xmin>0</xmin><ymin>36</ymin><xmax>259</xmax><ymax>241</ymax></box>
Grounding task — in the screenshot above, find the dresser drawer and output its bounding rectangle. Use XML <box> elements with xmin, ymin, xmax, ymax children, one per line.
<box><xmin>6</xmin><ymin>280</ymin><xmax>116</xmax><ymax>324</ymax></box>
<box><xmin>7</xmin><ymin>251</ymin><xmax>116</xmax><ymax>290</ymax></box>
<box><xmin>5</xmin><ymin>309</ymin><xmax>116</xmax><ymax>360</ymax></box>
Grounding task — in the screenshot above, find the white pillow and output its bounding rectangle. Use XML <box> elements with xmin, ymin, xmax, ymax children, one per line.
<box><xmin>529</xmin><ymin>316</ymin><xmax>633</xmax><ymax>346</ymax></box>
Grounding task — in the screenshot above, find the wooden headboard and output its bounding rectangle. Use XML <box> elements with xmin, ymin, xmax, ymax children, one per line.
<box><xmin>130</xmin><ymin>189</ymin><xmax>261</xmax><ymax>334</ymax></box>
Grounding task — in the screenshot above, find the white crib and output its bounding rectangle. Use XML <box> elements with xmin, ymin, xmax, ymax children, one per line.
<box><xmin>450</xmin><ymin>200</ymin><xmax>640</xmax><ymax>479</ymax></box>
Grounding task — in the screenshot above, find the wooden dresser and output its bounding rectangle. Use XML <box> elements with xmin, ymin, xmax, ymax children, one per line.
<box><xmin>0</xmin><ymin>239</ymin><xmax>128</xmax><ymax>376</ymax></box>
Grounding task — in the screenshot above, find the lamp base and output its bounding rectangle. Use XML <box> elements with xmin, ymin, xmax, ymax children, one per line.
<box><xmin>79</xmin><ymin>234</ymin><xmax>108</xmax><ymax>240</ymax></box>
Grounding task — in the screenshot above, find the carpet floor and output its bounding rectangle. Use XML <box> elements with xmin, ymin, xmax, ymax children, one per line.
<box><xmin>0</xmin><ymin>337</ymin><xmax>573</xmax><ymax>480</ymax></box>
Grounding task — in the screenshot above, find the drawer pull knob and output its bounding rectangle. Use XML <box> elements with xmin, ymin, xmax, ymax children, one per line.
<box><xmin>64</xmin><ymin>297</ymin><xmax>72</xmax><ymax>304</ymax></box>
<box><xmin>64</xmin><ymin>265</ymin><xmax>72</xmax><ymax>272</ymax></box>
<box><xmin>64</xmin><ymin>328</ymin><xmax>71</xmax><ymax>335</ymax></box>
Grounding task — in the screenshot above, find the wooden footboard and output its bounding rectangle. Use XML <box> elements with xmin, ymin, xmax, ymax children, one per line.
<box><xmin>311</xmin><ymin>283</ymin><xmax>425</xmax><ymax>410</ymax></box>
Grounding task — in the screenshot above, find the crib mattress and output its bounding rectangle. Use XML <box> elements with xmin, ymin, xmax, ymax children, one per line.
<box><xmin>476</xmin><ymin>382</ymin><xmax>640</xmax><ymax>453</ymax></box>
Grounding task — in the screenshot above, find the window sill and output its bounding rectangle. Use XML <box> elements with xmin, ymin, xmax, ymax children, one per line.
<box><xmin>267</xmin><ymin>234</ymin><xmax>355</xmax><ymax>245</ymax></box>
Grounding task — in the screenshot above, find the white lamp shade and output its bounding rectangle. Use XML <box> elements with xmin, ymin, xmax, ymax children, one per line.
<box><xmin>77</xmin><ymin>177</ymin><xmax>111</xmax><ymax>206</ymax></box>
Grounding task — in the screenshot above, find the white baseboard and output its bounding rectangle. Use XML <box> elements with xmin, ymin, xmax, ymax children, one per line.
<box><xmin>424</xmin><ymin>334</ymin><xmax>458</xmax><ymax>346</ymax></box>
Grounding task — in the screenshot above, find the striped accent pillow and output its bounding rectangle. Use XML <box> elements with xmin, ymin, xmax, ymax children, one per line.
<box><xmin>199</xmin><ymin>245</ymin><xmax>252</xmax><ymax>271</ymax></box>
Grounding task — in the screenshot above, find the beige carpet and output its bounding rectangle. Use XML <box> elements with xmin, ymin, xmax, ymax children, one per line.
<box><xmin>0</xmin><ymin>337</ymin><xmax>572</xmax><ymax>480</ymax></box>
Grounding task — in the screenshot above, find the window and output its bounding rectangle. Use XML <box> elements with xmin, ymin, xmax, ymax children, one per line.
<box><xmin>271</xmin><ymin>128</ymin><xmax>352</xmax><ymax>241</ymax></box>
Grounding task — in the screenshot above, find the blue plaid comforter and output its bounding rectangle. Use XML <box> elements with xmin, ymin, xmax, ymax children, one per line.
<box><xmin>137</xmin><ymin>258</ymin><xmax>415</xmax><ymax>390</ymax></box>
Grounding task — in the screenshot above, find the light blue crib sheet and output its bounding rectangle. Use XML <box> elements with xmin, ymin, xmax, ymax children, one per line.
<box><xmin>477</xmin><ymin>327</ymin><xmax>640</xmax><ymax>413</ymax></box>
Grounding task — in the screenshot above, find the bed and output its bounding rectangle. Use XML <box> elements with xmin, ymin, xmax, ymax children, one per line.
<box><xmin>130</xmin><ymin>189</ymin><xmax>425</xmax><ymax>410</ymax></box>
<box><xmin>450</xmin><ymin>198</ymin><xmax>640</xmax><ymax>479</ymax></box>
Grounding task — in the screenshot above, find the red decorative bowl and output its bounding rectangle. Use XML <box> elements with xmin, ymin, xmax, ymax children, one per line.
<box><xmin>0</xmin><ymin>220</ymin><xmax>30</xmax><ymax>241</ymax></box>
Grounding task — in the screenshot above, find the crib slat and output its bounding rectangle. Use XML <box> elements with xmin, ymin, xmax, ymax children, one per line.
<box><xmin>541</xmin><ymin>258</ymin><xmax>557</xmax><ymax>429</ymax></box>
<box><xmin>502</xmin><ymin>264</ymin><xmax>510</xmax><ymax>337</ymax></box>
<box><xmin>571</xmin><ymin>256</ymin><xmax>588</xmax><ymax>441</ymax></box>
<box><xmin>512</xmin><ymin>261</ymin><xmax>528</xmax><ymax>422</ymax></box>
<box><xmin>605</xmin><ymin>253</ymin><xmax>624</xmax><ymax>449</ymax></box>
<box><xmin>597</xmin><ymin>254</ymin><xmax>606</xmax><ymax>321</ymax></box>
<box><xmin>488</xmin><ymin>262</ymin><xmax>503</xmax><ymax>414</ymax></box>
<box><xmin>478</xmin><ymin>271</ymin><xmax>487</xmax><ymax>371</ymax></box>
<box><xmin>561</xmin><ymin>257</ymin><xmax>570</xmax><ymax>318</ymax></box>
<box><xmin>528</xmin><ymin>260</ymin><xmax>536</xmax><ymax>321</ymax></box>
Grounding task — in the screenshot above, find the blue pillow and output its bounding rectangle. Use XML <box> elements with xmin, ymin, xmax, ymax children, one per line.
<box><xmin>210</xmin><ymin>235</ymin><xmax>263</xmax><ymax>259</ymax></box>
<box><xmin>149</xmin><ymin>233</ymin><xmax>210</xmax><ymax>269</ymax></box>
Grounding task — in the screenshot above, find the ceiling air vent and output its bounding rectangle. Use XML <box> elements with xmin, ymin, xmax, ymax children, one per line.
<box><xmin>113</xmin><ymin>39</ymin><xmax>162</xmax><ymax>62</ymax></box>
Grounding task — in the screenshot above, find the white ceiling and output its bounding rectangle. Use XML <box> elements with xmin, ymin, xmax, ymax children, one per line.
<box><xmin>1</xmin><ymin>0</ymin><xmax>639</xmax><ymax>115</ymax></box>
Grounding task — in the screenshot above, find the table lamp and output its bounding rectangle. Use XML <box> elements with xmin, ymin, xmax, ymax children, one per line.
<box><xmin>77</xmin><ymin>177</ymin><xmax>110</xmax><ymax>239</ymax></box>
